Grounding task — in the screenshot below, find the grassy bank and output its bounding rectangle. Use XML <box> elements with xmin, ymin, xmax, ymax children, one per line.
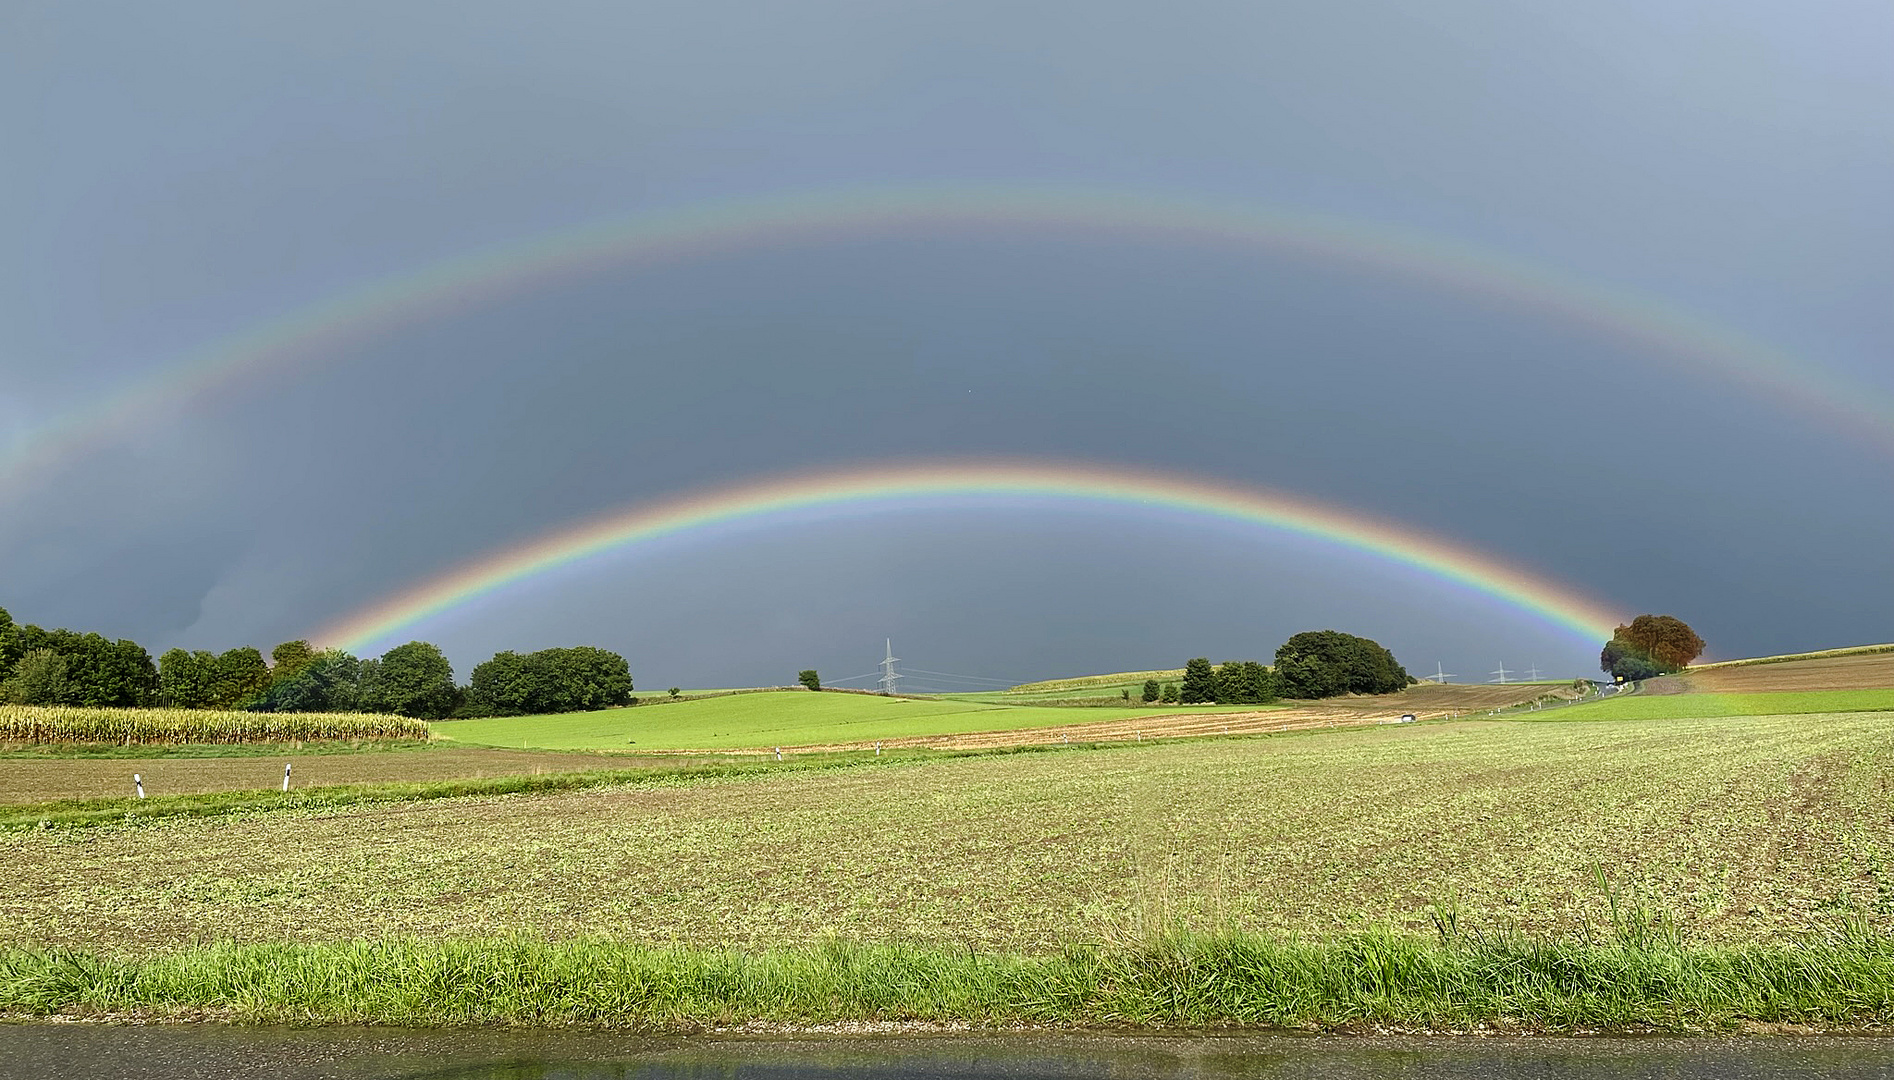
<box><xmin>4</xmin><ymin>929</ymin><xmax>1892</xmax><ymax>1032</ymax></box>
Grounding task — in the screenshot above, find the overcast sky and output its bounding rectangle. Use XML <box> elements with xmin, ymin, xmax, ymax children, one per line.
<box><xmin>3</xmin><ymin>1</ymin><xmax>1889</xmax><ymax>688</ymax></box>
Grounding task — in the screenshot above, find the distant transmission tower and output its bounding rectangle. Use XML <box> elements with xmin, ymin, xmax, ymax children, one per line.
<box><xmin>1525</xmin><ymin>663</ymin><xmax>1544</xmax><ymax>681</ymax></box>
<box><xmin>1430</xmin><ymin>662</ymin><xmax>1456</xmax><ymax>684</ymax></box>
<box><xmin>878</xmin><ymin>639</ymin><xmax>903</xmax><ymax>696</ymax></box>
<box><xmin>1490</xmin><ymin>663</ymin><xmax>1513</xmax><ymax>685</ymax></box>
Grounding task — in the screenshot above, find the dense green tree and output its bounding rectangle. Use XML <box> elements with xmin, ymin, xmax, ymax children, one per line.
<box><xmin>208</xmin><ymin>647</ymin><xmax>271</xmax><ymax>709</ymax></box>
<box><xmin>1214</xmin><ymin>660</ymin><xmax>1277</xmax><ymax>705</ymax></box>
<box><xmin>257</xmin><ymin>649</ymin><xmax>365</xmax><ymax>712</ymax></box>
<box><xmin>466</xmin><ymin>646</ymin><xmax>633</xmax><ymax>715</ymax></box>
<box><xmin>271</xmin><ymin>640</ymin><xmax>317</xmax><ymax>684</ymax></box>
<box><xmin>2</xmin><ymin>626</ymin><xmax>155</xmax><ymax>706</ymax></box>
<box><xmin>1141</xmin><ymin>679</ymin><xmax>1160</xmax><ymax>703</ymax></box>
<box><xmin>1607</xmin><ymin>654</ymin><xmax>1662</xmax><ymax>682</ymax></box>
<box><xmin>466</xmin><ymin>651</ymin><xmax>532</xmax><ymax>715</ymax></box>
<box><xmin>1</xmin><ymin>649</ymin><xmax>71</xmax><ymax>704</ymax></box>
<box><xmin>158</xmin><ymin>648</ymin><xmax>218</xmax><ymax>707</ymax></box>
<box><xmin>0</xmin><ymin>606</ymin><xmax>16</xmax><ymax>683</ymax></box>
<box><xmin>1160</xmin><ymin>682</ymin><xmax>1180</xmax><ymax>704</ymax></box>
<box><xmin>375</xmin><ymin>642</ymin><xmax>458</xmax><ymax>719</ymax></box>
<box><xmin>547</xmin><ymin>646</ymin><xmax>631</xmax><ymax>711</ymax></box>
<box><xmin>1274</xmin><ymin>630</ymin><xmax>1409</xmax><ymax>699</ymax></box>
<box><xmin>798</xmin><ymin>669</ymin><xmax>821</xmax><ymax>691</ymax></box>
<box><xmin>1600</xmin><ymin>615</ymin><xmax>1704</xmax><ymax>679</ymax></box>
<box><xmin>355</xmin><ymin>657</ymin><xmax>384</xmax><ymax>710</ymax></box>
<box><xmin>1179</xmin><ymin>657</ymin><xmax>1217</xmax><ymax>704</ymax></box>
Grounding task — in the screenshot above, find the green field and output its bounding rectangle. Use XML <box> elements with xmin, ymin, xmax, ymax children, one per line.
<box><xmin>1541</xmin><ymin>688</ymin><xmax>1894</xmax><ymax>721</ymax></box>
<box><xmin>434</xmin><ymin>690</ymin><xmax>1265</xmax><ymax>750</ymax></box>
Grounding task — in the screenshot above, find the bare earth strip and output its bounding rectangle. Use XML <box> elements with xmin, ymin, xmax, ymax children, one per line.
<box><xmin>4</xmin><ymin>711</ymin><xmax>1889</xmax><ymax>954</ymax></box>
<box><xmin>0</xmin><ymin>748</ymin><xmax>663</xmax><ymax>805</ymax></box>
<box><xmin>1684</xmin><ymin>653</ymin><xmax>1894</xmax><ymax>694</ymax></box>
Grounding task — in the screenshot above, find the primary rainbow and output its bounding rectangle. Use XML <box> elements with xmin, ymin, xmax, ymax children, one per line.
<box><xmin>312</xmin><ymin>460</ymin><xmax>1624</xmax><ymax>655</ymax></box>
<box><xmin>7</xmin><ymin>184</ymin><xmax>1892</xmax><ymax>496</ymax></box>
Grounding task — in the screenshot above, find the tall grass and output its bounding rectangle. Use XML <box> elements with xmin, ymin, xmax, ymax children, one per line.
<box><xmin>0</xmin><ymin>704</ymin><xmax>428</xmax><ymax>745</ymax></box>
<box><xmin>4</xmin><ymin>927</ymin><xmax>1892</xmax><ymax>1030</ymax></box>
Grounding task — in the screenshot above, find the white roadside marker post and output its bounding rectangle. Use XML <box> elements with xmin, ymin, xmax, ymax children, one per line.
<box><xmin>774</xmin><ymin>747</ymin><xmax>782</xmax><ymax>762</ymax></box>
<box><xmin>875</xmin><ymin>741</ymin><xmax>882</xmax><ymax>757</ymax></box>
<box><xmin>133</xmin><ymin>774</ymin><xmax>144</xmax><ymax>799</ymax></box>
<box><xmin>283</xmin><ymin>763</ymin><xmax>292</xmax><ymax>792</ymax></box>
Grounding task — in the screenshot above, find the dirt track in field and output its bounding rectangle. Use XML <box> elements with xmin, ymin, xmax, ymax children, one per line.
<box><xmin>0</xmin><ymin>747</ymin><xmax>670</xmax><ymax>804</ymax></box>
<box><xmin>1684</xmin><ymin>652</ymin><xmax>1894</xmax><ymax>693</ymax></box>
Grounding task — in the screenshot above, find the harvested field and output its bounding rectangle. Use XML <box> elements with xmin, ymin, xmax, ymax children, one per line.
<box><xmin>772</xmin><ymin>682</ymin><xmax>1581</xmax><ymax>753</ymax></box>
<box><xmin>6</xmin><ymin>711</ymin><xmax>1890</xmax><ymax>953</ymax></box>
<box><xmin>1685</xmin><ymin>652</ymin><xmax>1894</xmax><ymax>694</ymax></box>
<box><xmin>0</xmin><ymin>747</ymin><xmax>671</xmax><ymax>805</ymax></box>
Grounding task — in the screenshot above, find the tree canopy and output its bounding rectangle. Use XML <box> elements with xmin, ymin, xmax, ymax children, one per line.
<box><xmin>1213</xmin><ymin>660</ymin><xmax>1277</xmax><ymax>705</ymax></box>
<box><xmin>1273</xmin><ymin>630</ymin><xmax>1409</xmax><ymax>698</ymax></box>
<box><xmin>0</xmin><ymin>624</ymin><xmax>155</xmax><ymax>706</ymax></box>
<box><xmin>375</xmin><ymin>641</ymin><xmax>459</xmax><ymax>719</ymax></box>
<box><xmin>798</xmin><ymin>669</ymin><xmax>821</xmax><ymax>691</ymax></box>
<box><xmin>1601</xmin><ymin>615</ymin><xmax>1704</xmax><ymax>679</ymax></box>
<box><xmin>1179</xmin><ymin>658</ymin><xmax>1218</xmax><ymax>704</ymax></box>
<box><xmin>465</xmin><ymin>646</ymin><xmax>633</xmax><ymax>716</ymax></box>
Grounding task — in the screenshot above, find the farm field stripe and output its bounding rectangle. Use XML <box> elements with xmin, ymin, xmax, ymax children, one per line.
<box><xmin>311</xmin><ymin>460</ymin><xmax>1625</xmax><ymax>654</ymax></box>
<box><xmin>9</xmin><ymin>184</ymin><xmax>1890</xmax><ymax>494</ymax></box>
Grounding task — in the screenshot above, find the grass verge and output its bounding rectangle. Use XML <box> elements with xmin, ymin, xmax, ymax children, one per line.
<box><xmin>0</xmin><ymin>755</ymin><xmax>852</xmax><ymax>830</ymax></box>
<box><xmin>0</xmin><ymin>741</ymin><xmax>1117</xmax><ymax>830</ymax></box>
<box><xmin>3</xmin><ymin>928</ymin><xmax>1892</xmax><ymax>1032</ymax></box>
<box><xmin>0</xmin><ymin>739</ymin><xmax>435</xmax><ymax>760</ymax></box>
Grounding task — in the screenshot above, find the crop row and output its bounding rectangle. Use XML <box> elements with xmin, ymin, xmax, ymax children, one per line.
<box><xmin>0</xmin><ymin>704</ymin><xmax>430</xmax><ymax>745</ymax></box>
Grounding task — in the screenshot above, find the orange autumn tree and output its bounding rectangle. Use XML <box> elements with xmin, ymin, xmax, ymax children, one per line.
<box><xmin>1600</xmin><ymin>615</ymin><xmax>1705</xmax><ymax>680</ymax></box>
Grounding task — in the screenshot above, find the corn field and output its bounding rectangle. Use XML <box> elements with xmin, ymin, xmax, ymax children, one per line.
<box><xmin>0</xmin><ymin>704</ymin><xmax>429</xmax><ymax>745</ymax></box>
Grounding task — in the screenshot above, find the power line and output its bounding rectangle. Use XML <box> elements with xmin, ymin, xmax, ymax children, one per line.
<box><xmin>879</xmin><ymin>639</ymin><xmax>903</xmax><ymax>696</ymax></box>
<box><xmin>823</xmin><ymin>671</ymin><xmax>885</xmax><ymax>684</ymax></box>
<box><xmin>902</xmin><ymin>667</ymin><xmax>1016</xmax><ymax>685</ymax></box>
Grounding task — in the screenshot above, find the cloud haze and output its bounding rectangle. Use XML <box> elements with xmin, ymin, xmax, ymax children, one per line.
<box><xmin>4</xmin><ymin>0</ymin><xmax>1889</xmax><ymax>686</ymax></box>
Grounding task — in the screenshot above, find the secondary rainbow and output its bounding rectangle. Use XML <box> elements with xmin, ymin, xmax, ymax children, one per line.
<box><xmin>8</xmin><ymin>184</ymin><xmax>1892</xmax><ymax>497</ymax></box>
<box><xmin>313</xmin><ymin>460</ymin><xmax>1624</xmax><ymax>655</ymax></box>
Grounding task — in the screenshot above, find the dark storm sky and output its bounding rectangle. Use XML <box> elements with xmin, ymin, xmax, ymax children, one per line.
<box><xmin>3</xmin><ymin>1</ymin><xmax>1890</xmax><ymax>687</ymax></box>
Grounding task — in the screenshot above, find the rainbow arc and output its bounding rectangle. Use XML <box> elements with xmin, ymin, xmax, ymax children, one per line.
<box><xmin>313</xmin><ymin>460</ymin><xmax>1625</xmax><ymax>656</ymax></box>
<box><xmin>7</xmin><ymin>184</ymin><xmax>1892</xmax><ymax>497</ymax></box>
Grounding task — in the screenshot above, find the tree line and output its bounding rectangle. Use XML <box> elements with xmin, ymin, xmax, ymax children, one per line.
<box><xmin>1138</xmin><ymin>630</ymin><xmax>1412</xmax><ymax>705</ymax></box>
<box><xmin>0</xmin><ymin>605</ymin><xmax>632</xmax><ymax>720</ymax></box>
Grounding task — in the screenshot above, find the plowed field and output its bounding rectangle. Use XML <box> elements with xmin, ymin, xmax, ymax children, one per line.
<box><xmin>1686</xmin><ymin>652</ymin><xmax>1894</xmax><ymax>693</ymax></box>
